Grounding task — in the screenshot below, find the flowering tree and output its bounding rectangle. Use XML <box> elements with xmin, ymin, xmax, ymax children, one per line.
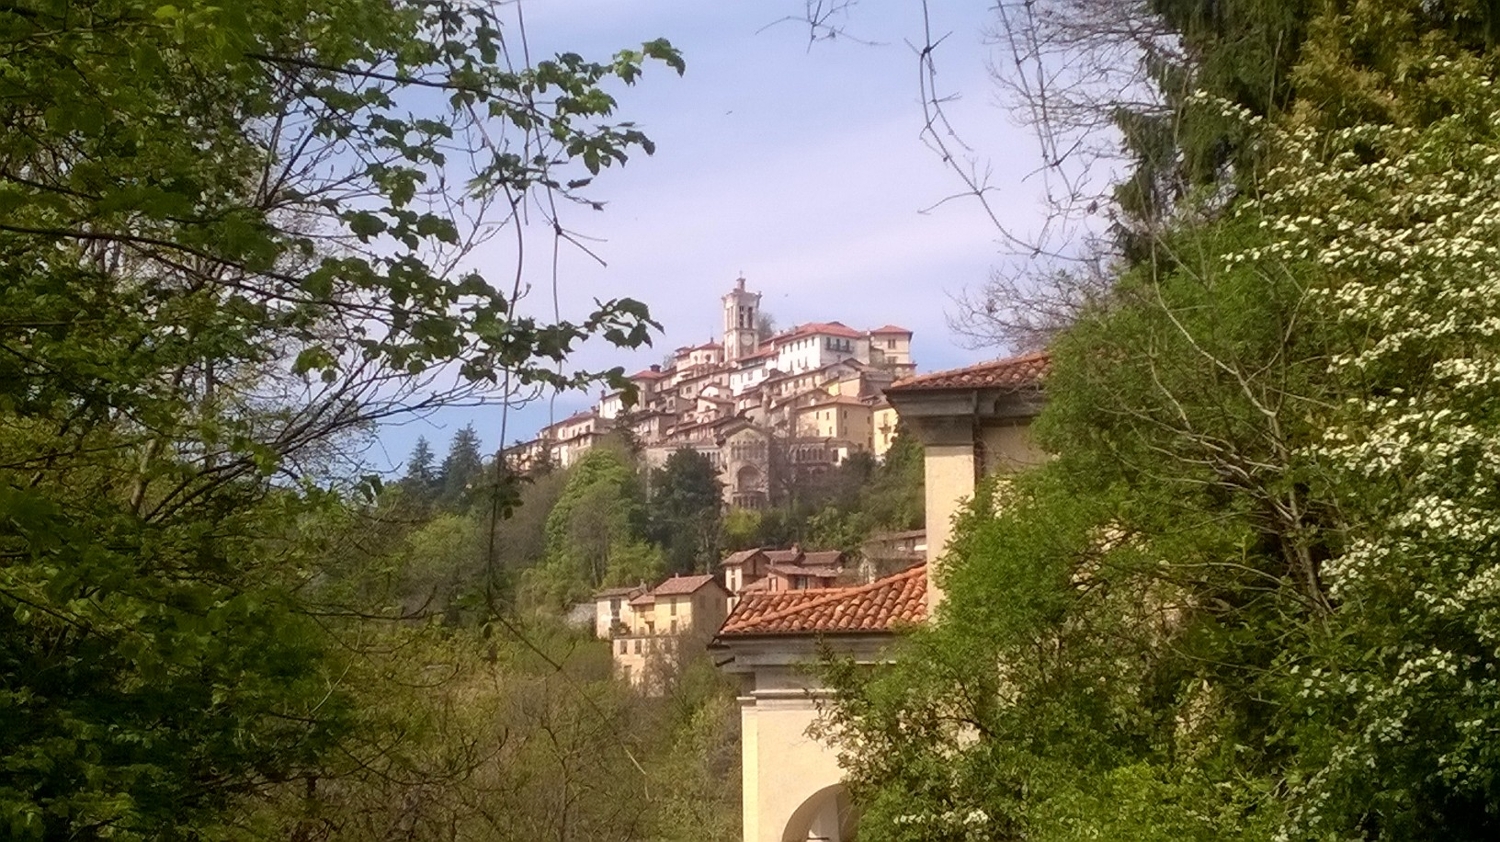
<box><xmin>1240</xmin><ymin>47</ymin><xmax>1500</xmax><ymax>836</ymax></box>
<box><xmin>823</xmin><ymin>6</ymin><xmax>1500</xmax><ymax>840</ymax></box>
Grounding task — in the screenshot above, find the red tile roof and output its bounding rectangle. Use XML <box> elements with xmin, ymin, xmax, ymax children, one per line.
<box><xmin>773</xmin><ymin>321</ymin><xmax>864</xmax><ymax>343</ymax></box>
<box><xmin>770</xmin><ymin>563</ymin><xmax>841</xmax><ymax>579</ymax></box>
<box><xmin>721</xmin><ymin>549</ymin><xmax>766</xmax><ymax>568</ymax></box>
<box><xmin>801</xmin><ymin>550</ymin><xmax>845</xmax><ymax>567</ymax></box>
<box><xmin>764</xmin><ymin>548</ymin><xmax>802</xmax><ymax>564</ymax></box>
<box><xmin>869</xmin><ymin>324</ymin><xmax>912</xmax><ymax>335</ymax></box>
<box><xmin>886</xmin><ymin>352</ymin><xmax>1049</xmax><ymax>393</ymax></box>
<box><xmin>629</xmin><ymin>368</ymin><xmax>669</xmax><ymax>380</ymax></box>
<box><xmin>718</xmin><ymin>565</ymin><xmax>926</xmax><ymax>636</ymax></box>
<box><xmin>650</xmin><ymin>574</ymin><xmax>722</xmax><ymax>597</ymax></box>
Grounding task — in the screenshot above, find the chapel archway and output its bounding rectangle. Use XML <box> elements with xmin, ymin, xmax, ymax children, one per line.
<box><xmin>781</xmin><ymin>783</ymin><xmax>858</xmax><ymax>842</ymax></box>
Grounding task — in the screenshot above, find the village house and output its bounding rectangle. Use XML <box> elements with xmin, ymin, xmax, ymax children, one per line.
<box><xmin>595</xmin><ymin>573</ymin><xmax>731</xmax><ymax>690</ymax></box>
<box><xmin>721</xmin><ymin>546</ymin><xmax>845</xmax><ymax>608</ymax></box>
<box><xmin>711</xmin><ymin>351</ymin><xmax>1050</xmax><ymax>842</ymax></box>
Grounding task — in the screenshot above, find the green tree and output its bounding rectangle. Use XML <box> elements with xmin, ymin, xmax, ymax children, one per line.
<box><xmin>649</xmin><ymin>448</ymin><xmax>724</xmax><ymax>575</ymax></box>
<box><xmin>438</xmin><ymin>424</ymin><xmax>485</xmax><ymax>509</ymax></box>
<box><xmin>0</xmin><ymin>0</ymin><xmax>679</xmax><ymax>835</ymax></box>
<box><xmin>826</xmin><ymin>9</ymin><xmax>1500</xmax><ymax>839</ymax></box>
<box><xmin>399</xmin><ymin>436</ymin><xmax>440</xmax><ymax>503</ymax></box>
<box><xmin>525</xmin><ymin>446</ymin><xmax>661</xmax><ymax>608</ymax></box>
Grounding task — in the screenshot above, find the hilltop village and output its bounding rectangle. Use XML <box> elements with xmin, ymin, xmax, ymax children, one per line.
<box><xmin>504</xmin><ymin>278</ymin><xmax>916</xmax><ymax>508</ymax></box>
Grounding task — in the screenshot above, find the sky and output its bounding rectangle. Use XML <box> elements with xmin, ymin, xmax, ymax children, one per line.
<box><xmin>371</xmin><ymin>0</ymin><xmax>1063</xmax><ymax>471</ymax></box>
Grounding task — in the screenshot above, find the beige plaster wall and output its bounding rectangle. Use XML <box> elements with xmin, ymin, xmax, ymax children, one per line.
<box><xmin>740</xmin><ymin>678</ymin><xmax>844</xmax><ymax>842</ymax></box>
<box><xmin>979</xmin><ymin>422</ymin><xmax>1046</xmax><ymax>473</ymax></box>
<box><xmin>922</xmin><ymin>441</ymin><xmax>976</xmax><ymax>612</ymax></box>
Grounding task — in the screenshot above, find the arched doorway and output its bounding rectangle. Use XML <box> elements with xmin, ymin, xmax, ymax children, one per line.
<box><xmin>781</xmin><ymin>784</ymin><xmax>858</xmax><ymax>842</ymax></box>
<box><xmin>736</xmin><ymin>463</ymin><xmax>763</xmax><ymax>493</ymax></box>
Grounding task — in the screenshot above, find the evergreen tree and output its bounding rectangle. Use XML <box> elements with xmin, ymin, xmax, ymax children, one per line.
<box><xmin>438</xmin><ymin>424</ymin><xmax>484</xmax><ymax>509</ymax></box>
<box><xmin>400</xmin><ymin>436</ymin><xmax>439</xmax><ymax>502</ymax></box>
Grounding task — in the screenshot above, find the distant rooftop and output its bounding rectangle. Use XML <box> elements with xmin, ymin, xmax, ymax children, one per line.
<box><xmin>774</xmin><ymin>321</ymin><xmax>865</xmax><ymax>343</ymax></box>
<box><xmin>650</xmin><ymin>573</ymin><xmax>722</xmax><ymax>597</ymax></box>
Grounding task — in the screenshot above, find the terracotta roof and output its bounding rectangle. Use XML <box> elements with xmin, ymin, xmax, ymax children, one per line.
<box><xmin>869</xmin><ymin>324</ymin><xmax>912</xmax><ymax>335</ymax></box>
<box><xmin>721</xmin><ymin>549</ymin><xmax>766</xmax><ymax>568</ymax></box>
<box><xmin>629</xmin><ymin>592</ymin><xmax>655</xmax><ymax>607</ymax></box>
<box><xmin>718</xmin><ymin>565</ymin><xmax>927</xmax><ymax>636</ymax></box>
<box><xmin>740</xmin><ymin>577</ymin><xmax>773</xmax><ymax>593</ymax></box>
<box><xmin>629</xmin><ymin>368</ymin><xmax>669</xmax><ymax>380</ymax></box>
<box><xmin>802</xmin><ymin>550</ymin><xmax>844</xmax><ymax>567</ymax></box>
<box><xmin>886</xmin><ymin>352</ymin><xmax>1050</xmax><ymax>393</ymax></box>
<box><xmin>770</xmin><ymin>563</ymin><xmax>840</xmax><ymax>579</ymax></box>
<box><xmin>773</xmin><ymin>321</ymin><xmax>864</xmax><ymax>343</ymax></box>
<box><xmin>650</xmin><ymin>574</ymin><xmax>721</xmax><ymax>597</ymax></box>
<box><xmin>764</xmin><ymin>548</ymin><xmax>802</xmax><ymax>564</ymax></box>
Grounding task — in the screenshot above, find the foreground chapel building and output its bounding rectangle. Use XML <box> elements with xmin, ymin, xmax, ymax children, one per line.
<box><xmin>711</xmin><ymin>352</ymin><xmax>1050</xmax><ymax>842</ymax></box>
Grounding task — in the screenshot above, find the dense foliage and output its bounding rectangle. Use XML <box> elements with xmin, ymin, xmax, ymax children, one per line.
<box><xmin>646</xmin><ymin>449</ymin><xmax>724</xmax><ymax>576</ymax></box>
<box><xmin>824</xmin><ymin>2</ymin><xmax>1500</xmax><ymax>840</ymax></box>
<box><xmin>0</xmin><ymin>0</ymin><xmax>692</xmax><ymax>837</ymax></box>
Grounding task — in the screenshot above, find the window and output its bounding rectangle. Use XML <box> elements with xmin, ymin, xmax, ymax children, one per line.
<box><xmin>669</xmin><ymin>599</ymin><xmax>677</xmax><ymax>616</ymax></box>
<box><xmin>887</xmin><ymin>338</ymin><xmax>897</xmax><ymax>349</ymax></box>
<box><xmin>634</xmin><ymin>639</ymin><xmax>642</xmax><ymax>654</ymax></box>
<box><xmin>670</xmin><ymin>619</ymin><xmax>678</xmax><ymax>634</ymax></box>
<box><xmin>619</xmin><ymin>640</ymin><xmax>627</xmax><ymax>654</ymax></box>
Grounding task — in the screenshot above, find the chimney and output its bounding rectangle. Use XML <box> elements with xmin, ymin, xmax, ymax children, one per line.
<box><xmin>650</xmin><ymin>364</ymin><xmax>660</xmax><ymax>373</ymax></box>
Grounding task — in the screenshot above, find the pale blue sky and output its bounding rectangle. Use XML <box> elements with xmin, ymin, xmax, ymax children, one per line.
<box><xmin>372</xmin><ymin>1</ymin><xmax>1063</xmax><ymax>469</ymax></box>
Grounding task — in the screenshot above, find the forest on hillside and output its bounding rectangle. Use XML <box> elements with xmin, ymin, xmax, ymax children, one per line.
<box><xmin>389</xmin><ymin>424</ymin><xmax>924</xmax><ymax>619</ymax></box>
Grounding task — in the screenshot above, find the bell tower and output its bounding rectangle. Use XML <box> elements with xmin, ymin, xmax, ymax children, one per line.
<box><xmin>722</xmin><ymin>276</ymin><xmax>761</xmax><ymax>362</ymax></box>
